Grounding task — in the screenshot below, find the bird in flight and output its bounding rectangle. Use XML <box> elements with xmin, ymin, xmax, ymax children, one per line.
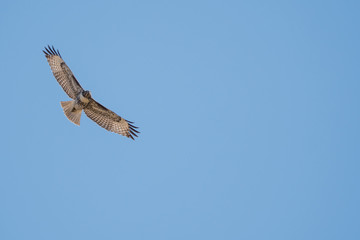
<box><xmin>43</xmin><ymin>45</ymin><xmax>139</xmax><ymax>140</ymax></box>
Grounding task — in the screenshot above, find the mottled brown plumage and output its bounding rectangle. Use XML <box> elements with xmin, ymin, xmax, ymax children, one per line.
<box><xmin>44</xmin><ymin>46</ymin><xmax>139</xmax><ymax>139</ymax></box>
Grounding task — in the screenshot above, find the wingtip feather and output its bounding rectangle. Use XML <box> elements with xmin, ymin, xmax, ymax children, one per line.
<box><xmin>43</xmin><ymin>45</ymin><xmax>61</xmax><ymax>58</ymax></box>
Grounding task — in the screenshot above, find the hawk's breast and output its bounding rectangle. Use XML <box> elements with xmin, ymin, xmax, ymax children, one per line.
<box><xmin>79</xmin><ymin>92</ymin><xmax>90</xmax><ymax>104</ymax></box>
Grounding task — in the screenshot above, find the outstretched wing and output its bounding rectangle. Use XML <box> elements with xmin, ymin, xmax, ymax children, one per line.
<box><xmin>43</xmin><ymin>46</ymin><xmax>83</xmax><ymax>99</ymax></box>
<box><xmin>84</xmin><ymin>98</ymin><xmax>139</xmax><ymax>139</ymax></box>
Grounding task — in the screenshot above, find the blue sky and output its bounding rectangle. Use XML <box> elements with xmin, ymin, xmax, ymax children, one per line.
<box><xmin>0</xmin><ymin>0</ymin><xmax>359</xmax><ymax>239</ymax></box>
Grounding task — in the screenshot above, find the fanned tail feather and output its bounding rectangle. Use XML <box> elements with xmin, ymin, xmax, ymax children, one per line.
<box><xmin>60</xmin><ymin>100</ymin><xmax>82</xmax><ymax>126</ymax></box>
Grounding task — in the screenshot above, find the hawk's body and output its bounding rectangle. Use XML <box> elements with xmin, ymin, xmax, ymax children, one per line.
<box><xmin>43</xmin><ymin>46</ymin><xmax>139</xmax><ymax>139</ymax></box>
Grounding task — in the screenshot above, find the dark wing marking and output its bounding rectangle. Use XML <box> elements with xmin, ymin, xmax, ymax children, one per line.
<box><xmin>43</xmin><ymin>45</ymin><xmax>83</xmax><ymax>99</ymax></box>
<box><xmin>84</xmin><ymin>98</ymin><xmax>139</xmax><ymax>139</ymax></box>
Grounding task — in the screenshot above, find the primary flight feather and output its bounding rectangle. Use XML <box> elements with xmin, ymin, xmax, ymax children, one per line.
<box><xmin>43</xmin><ymin>45</ymin><xmax>139</xmax><ymax>140</ymax></box>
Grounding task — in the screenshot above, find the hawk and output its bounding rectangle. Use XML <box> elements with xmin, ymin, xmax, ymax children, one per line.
<box><xmin>43</xmin><ymin>46</ymin><xmax>139</xmax><ymax>140</ymax></box>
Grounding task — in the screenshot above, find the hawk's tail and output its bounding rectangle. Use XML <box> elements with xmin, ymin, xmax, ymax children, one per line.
<box><xmin>60</xmin><ymin>100</ymin><xmax>82</xmax><ymax>126</ymax></box>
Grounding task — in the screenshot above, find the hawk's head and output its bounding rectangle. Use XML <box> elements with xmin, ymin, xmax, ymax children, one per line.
<box><xmin>83</xmin><ymin>90</ymin><xmax>92</xmax><ymax>98</ymax></box>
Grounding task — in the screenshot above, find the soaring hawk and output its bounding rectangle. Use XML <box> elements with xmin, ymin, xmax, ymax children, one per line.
<box><xmin>43</xmin><ymin>46</ymin><xmax>139</xmax><ymax>139</ymax></box>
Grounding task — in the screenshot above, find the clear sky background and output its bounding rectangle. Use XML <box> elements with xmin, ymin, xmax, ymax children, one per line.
<box><xmin>0</xmin><ymin>1</ymin><xmax>359</xmax><ymax>239</ymax></box>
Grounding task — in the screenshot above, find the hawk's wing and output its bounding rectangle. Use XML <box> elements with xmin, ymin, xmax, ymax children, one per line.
<box><xmin>43</xmin><ymin>46</ymin><xmax>83</xmax><ymax>99</ymax></box>
<box><xmin>84</xmin><ymin>98</ymin><xmax>139</xmax><ymax>139</ymax></box>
